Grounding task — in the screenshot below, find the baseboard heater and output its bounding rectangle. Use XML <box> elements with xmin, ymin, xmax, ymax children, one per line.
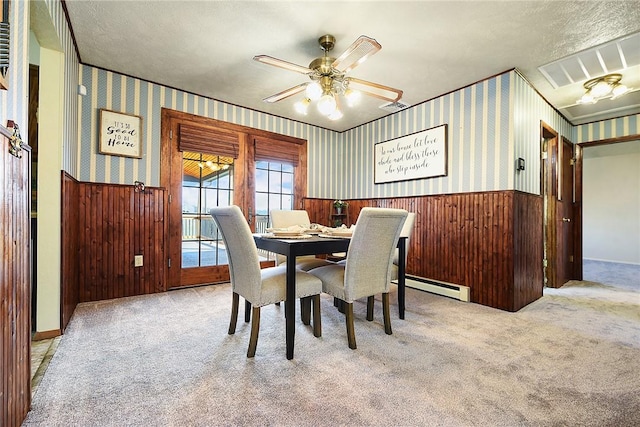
<box><xmin>394</xmin><ymin>275</ymin><xmax>470</xmax><ymax>302</ymax></box>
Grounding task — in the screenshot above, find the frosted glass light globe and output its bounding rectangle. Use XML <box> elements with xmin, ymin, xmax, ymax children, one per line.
<box><xmin>317</xmin><ymin>94</ymin><xmax>337</xmax><ymax>116</ymax></box>
<box><xmin>294</xmin><ymin>98</ymin><xmax>310</xmax><ymax>115</ymax></box>
<box><xmin>305</xmin><ymin>82</ymin><xmax>323</xmax><ymax>101</ymax></box>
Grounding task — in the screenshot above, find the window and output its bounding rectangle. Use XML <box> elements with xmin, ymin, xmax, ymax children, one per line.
<box><xmin>254</xmin><ymin>161</ymin><xmax>294</xmax><ymax>233</ymax></box>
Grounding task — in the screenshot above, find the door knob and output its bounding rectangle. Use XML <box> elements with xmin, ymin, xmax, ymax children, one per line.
<box><xmin>562</xmin><ymin>217</ymin><xmax>571</xmax><ymax>222</ymax></box>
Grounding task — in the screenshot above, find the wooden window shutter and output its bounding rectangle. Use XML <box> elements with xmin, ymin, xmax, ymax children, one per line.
<box><xmin>254</xmin><ymin>136</ymin><xmax>301</xmax><ymax>166</ymax></box>
<box><xmin>178</xmin><ymin>124</ymin><xmax>239</xmax><ymax>158</ymax></box>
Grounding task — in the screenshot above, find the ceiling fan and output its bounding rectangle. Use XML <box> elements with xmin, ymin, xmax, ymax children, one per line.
<box><xmin>253</xmin><ymin>34</ymin><xmax>403</xmax><ymax>120</ymax></box>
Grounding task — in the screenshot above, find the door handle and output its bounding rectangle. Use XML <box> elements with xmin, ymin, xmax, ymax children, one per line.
<box><xmin>248</xmin><ymin>207</ymin><xmax>253</xmax><ymax>225</ymax></box>
<box><xmin>562</xmin><ymin>217</ymin><xmax>571</xmax><ymax>222</ymax></box>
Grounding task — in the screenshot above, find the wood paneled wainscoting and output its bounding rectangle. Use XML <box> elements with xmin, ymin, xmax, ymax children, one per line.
<box><xmin>61</xmin><ymin>174</ymin><xmax>167</xmax><ymax>329</ymax></box>
<box><xmin>1</xmin><ymin>124</ymin><xmax>32</xmax><ymax>427</ymax></box>
<box><xmin>303</xmin><ymin>190</ymin><xmax>543</xmax><ymax>312</ymax></box>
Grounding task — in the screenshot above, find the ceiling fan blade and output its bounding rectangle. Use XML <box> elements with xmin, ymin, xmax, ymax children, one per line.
<box><xmin>253</xmin><ymin>55</ymin><xmax>313</xmax><ymax>75</ymax></box>
<box><xmin>331</xmin><ymin>35</ymin><xmax>382</xmax><ymax>74</ymax></box>
<box><xmin>262</xmin><ymin>83</ymin><xmax>308</xmax><ymax>103</ymax></box>
<box><xmin>347</xmin><ymin>77</ymin><xmax>403</xmax><ymax>102</ymax></box>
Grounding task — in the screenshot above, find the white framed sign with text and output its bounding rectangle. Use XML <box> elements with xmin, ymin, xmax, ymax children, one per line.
<box><xmin>99</xmin><ymin>109</ymin><xmax>143</xmax><ymax>159</ymax></box>
<box><xmin>374</xmin><ymin>124</ymin><xmax>447</xmax><ymax>184</ymax></box>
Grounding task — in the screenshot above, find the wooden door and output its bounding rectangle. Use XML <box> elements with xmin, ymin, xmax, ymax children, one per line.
<box><xmin>1</xmin><ymin>122</ymin><xmax>32</xmax><ymax>427</ymax></box>
<box><xmin>556</xmin><ymin>137</ymin><xmax>576</xmax><ymax>286</ymax></box>
<box><xmin>161</xmin><ymin>109</ymin><xmax>307</xmax><ymax>289</ymax></box>
<box><xmin>542</xmin><ymin>121</ymin><xmax>577</xmax><ymax>288</ymax></box>
<box><xmin>162</xmin><ymin>111</ymin><xmax>247</xmax><ymax>288</ymax></box>
<box><xmin>542</xmin><ymin>123</ymin><xmax>558</xmax><ymax>287</ymax></box>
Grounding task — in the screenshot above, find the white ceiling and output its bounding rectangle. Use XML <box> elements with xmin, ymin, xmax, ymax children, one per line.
<box><xmin>61</xmin><ymin>0</ymin><xmax>640</xmax><ymax>132</ymax></box>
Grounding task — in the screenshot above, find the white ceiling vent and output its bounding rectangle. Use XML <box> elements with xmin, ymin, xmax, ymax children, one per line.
<box><xmin>379</xmin><ymin>100</ymin><xmax>410</xmax><ymax>113</ymax></box>
<box><xmin>539</xmin><ymin>32</ymin><xmax>640</xmax><ymax>88</ymax></box>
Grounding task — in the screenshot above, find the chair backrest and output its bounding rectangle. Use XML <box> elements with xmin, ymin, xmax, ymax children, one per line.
<box><xmin>210</xmin><ymin>206</ymin><xmax>261</xmax><ymax>301</ymax></box>
<box><xmin>270</xmin><ymin>209</ymin><xmax>311</xmax><ymax>228</ymax></box>
<box><xmin>343</xmin><ymin>208</ymin><xmax>408</xmax><ymax>301</ymax></box>
<box><xmin>393</xmin><ymin>212</ymin><xmax>416</xmax><ymax>265</ymax></box>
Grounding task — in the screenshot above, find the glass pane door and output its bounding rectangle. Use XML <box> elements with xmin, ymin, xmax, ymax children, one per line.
<box><xmin>254</xmin><ymin>161</ymin><xmax>294</xmax><ymax>261</ymax></box>
<box><xmin>254</xmin><ymin>160</ymin><xmax>294</xmax><ymax>230</ymax></box>
<box><xmin>182</xmin><ymin>151</ymin><xmax>234</xmax><ymax>268</ymax></box>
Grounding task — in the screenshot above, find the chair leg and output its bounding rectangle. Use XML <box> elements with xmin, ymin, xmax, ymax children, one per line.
<box><xmin>312</xmin><ymin>294</ymin><xmax>322</xmax><ymax>338</ymax></box>
<box><xmin>366</xmin><ymin>296</ymin><xmax>374</xmax><ymax>321</ymax></box>
<box><xmin>345</xmin><ymin>302</ymin><xmax>357</xmax><ymax>349</ymax></box>
<box><xmin>228</xmin><ymin>292</ymin><xmax>239</xmax><ymax>335</ymax></box>
<box><xmin>382</xmin><ymin>293</ymin><xmax>392</xmax><ymax>335</ymax></box>
<box><xmin>301</xmin><ymin>297</ymin><xmax>311</xmax><ymax>325</ymax></box>
<box><xmin>247</xmin><ymin>306</ymin><xmax>261</xmax><ymax>358</ymax></box>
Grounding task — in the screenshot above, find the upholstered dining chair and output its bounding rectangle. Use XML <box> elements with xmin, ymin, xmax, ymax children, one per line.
<box><xmin>309</xmin><ymin>207</ymin><xmax>408</xmax><ymax>349</ymax></box>
<box><xmin>270</xmin><ymin>209</ymin><xmax>333</xmax><ymax>271</ymax></box>
<box><xmin>210</xmin><ymin>205</ymin><xmax>323</xmax><ymax>357</ymax></box>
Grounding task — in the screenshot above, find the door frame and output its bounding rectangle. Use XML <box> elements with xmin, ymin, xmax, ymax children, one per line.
<box><xmin>541</xmin><ymin>122</ymin><xmax>579</xmax><ymax>288</ymax></box>
<box><xmin>160</xmin><ymin>108</ymin><xmax>308</xmax><ymax>289</ymax></box>
<box><xmin>576</xmin><ymin>133</ymin><xmax>640</xmax><ymax>280</ymax></box>
<box><xmin>541</xmin><ymin>121</ymin><xmax>558</xmax><ymax>287</ymax></box>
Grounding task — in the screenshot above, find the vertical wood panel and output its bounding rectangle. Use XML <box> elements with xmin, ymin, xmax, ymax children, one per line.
<box><xmin>513</xmin><ymin>191</ymin><xmax>544</xmax><ymax>310</ymax></box>
<box><xmin>61</xmin><ymin>172</ymin><xmax>80</xmax><ymax>331</ymax></box>
<box><xmin>72</xmin><ymin>181</ymin><xmax>167</xmax><ymax>302</ymax></box>
<box><xmin>304</xmin><ymin>189</ymin><xmax>543</xmax><ymax>311</ymax></box>
<box><xmin>1</xmin><ymin>128</ymin><xmax>31</xmax><ymax>427</ymax></box>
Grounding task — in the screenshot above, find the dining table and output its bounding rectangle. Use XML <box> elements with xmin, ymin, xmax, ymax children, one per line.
<box><xmin>253</xmin><ymin>233</ymin><xmax>407</xmax><ymax>360</ymax></box>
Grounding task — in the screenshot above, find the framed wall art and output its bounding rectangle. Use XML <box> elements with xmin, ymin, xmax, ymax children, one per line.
<box><xmin>99</xmin><ymin>109</ymin><xmax>143</xmax><ymax>158</ymax></box>
<box><xmin>374</xmin><ymin>124</ymin><xmax>448</xmax><ymax>184</ymax></box>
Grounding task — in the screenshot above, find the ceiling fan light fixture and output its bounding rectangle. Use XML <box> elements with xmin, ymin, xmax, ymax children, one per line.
<box><xmin>317</xmin><ymin>93</ymin><xmax>337</xmax><ymax>116</ymax></box>
<box><xmin>305</xmin><ymin>82</ymin><xmax>323</xmax><ymax>101</ymax></box>
<box><xmin>294</xmin><ymin>98</ymin><xmax>310</xmax><ymax>115</ymax></box>
<box><xmin>255</xmin><ymin>33</ymin><xmax>403</xmax><ymax>122</ymax></box>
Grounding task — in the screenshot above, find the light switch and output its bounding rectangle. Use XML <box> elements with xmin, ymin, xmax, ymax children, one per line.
<box><xmin>134</xmin><ymin>255</ymin><xmax>143</xmax><ymax>267</ymax></box>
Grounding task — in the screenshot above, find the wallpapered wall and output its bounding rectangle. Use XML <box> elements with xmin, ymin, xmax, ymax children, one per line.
<box><xmin>512</xmin><ymin>71</ymin><xmax>575</xmax><ymax>194</ymax></box>
<box><xmin>75</xmin><ymin>67</ymin><xmax>571</xmax><ymax>199</ymax></box>
<box><xmin>0</xmin><ymin>0</ymin><xmax>27</xmax><ymax>132</ymax></box>
<box><xmin>341</xmin><ymin>75</ymin><xmax>512</xmax><ymax>198</ymax></box>
<box><xmin>77</xmin><ymin>64</ymin><xmax>343</xmax><ymax>197</ymax></box>
<box><xmin>7</xmin><ymin>1</ymin><xmax>640</xmax><ymax>200</ymax></box>
<box><xmin>575</xmin><ymin>115</ymin><xmax>640</xmax><ymax>143</ymax></box>
<box><xmin>339</xmin><ymin>71</ymin><xmax>577</xmax><ymax>199</ymax></box>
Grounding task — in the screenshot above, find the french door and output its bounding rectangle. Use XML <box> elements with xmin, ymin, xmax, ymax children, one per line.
<box><xmin>160</xmin><ymin>109</ymin><xmax>307</xmax><ymax>289</ymax></box>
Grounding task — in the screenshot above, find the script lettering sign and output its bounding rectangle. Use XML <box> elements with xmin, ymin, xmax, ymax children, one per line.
<box><xmin>99</xmin><ymin>109</ymin><xmax>143</xmax><ymax>158</ymax></box>
<box><xmin>374</xmin><ymin>124</ymin><xmax>447</xmax><ymax>184</ymax></box>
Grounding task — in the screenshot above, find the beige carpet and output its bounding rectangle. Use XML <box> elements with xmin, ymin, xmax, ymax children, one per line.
<box><xmin>23</xmin><ymin>280</ymin><xmax>640</xmax><ymax>426</ymax></box>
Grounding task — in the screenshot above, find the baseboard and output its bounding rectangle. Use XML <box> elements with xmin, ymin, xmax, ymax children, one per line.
<box><xmin>396</xmin><ymin>275</ymin><xmax>470</xmax><ymax>302</ymax></box>
<box><xmin>32</xmin><ymin>329</ymin><xmax>62</xmax><ymax>341</ymax></box>
<box><xmin>584</xmin><ymin>258</ymin><xmax>640</xmax><ymax>266</ymax></box>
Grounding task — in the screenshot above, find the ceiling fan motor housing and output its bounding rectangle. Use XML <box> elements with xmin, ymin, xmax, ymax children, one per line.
<box><xmin>309</xmin><ymin>56</ymin><xmax>336</xmax><ymax>75</ymax></box>
<box><xmin>318</xmin><ymin>34</ymin><xmax>336</xmax><ymax>52</ymax></box>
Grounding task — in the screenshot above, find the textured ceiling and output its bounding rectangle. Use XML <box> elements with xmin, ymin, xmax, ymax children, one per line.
<box><xmin>60</xmin><ymin>0</ymin><xmax>640</xmax><ymax>132</ymax></box>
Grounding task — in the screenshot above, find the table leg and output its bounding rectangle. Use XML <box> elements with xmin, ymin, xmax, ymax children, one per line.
<box><xmin>398</xmin><ymin>238</ymin><xmax>406</xmax><ymax>320</ymax></box>
<box><xmin>285</xmin><ymin>254</ymin><xmax>296</xmax><ymax>360</ymax></box>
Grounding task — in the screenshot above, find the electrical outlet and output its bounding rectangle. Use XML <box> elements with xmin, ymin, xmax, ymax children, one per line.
<box><xmin>134</xmin><ymin>255</ymin><xmax>143</xmax><ymax>267</ymax></box>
